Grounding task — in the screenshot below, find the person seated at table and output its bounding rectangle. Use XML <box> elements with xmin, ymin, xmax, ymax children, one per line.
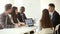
<box><xmin>11</xmin><ymin>6</ymin><xmax>19</xmax><ymax>27</ymax></box>
<box><xmin>0</xmin><ymin>4</ymin><xmax>14</xmax><ymax>28</ymax></box>
<box><xmin>17</xmin><ymin>6</ymin><xmax>27</xmax><ymax>26</ymax></box>
<box><xmin>11</xmin><ymin>7</ymin><xmax>18</xmax><ymax>24</ymax></box>
<box><xmin>18</xmin><ymin>6</ymin><xmax>27</xmax><ymax>22</ymax></box>
<box><xmin>40</xmin><ymin>9</ymin><xmax>54</xmax><ymax>34</ymax></box>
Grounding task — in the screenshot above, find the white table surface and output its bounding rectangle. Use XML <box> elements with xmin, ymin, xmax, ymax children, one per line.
<box><xmin>0</xmin><ymin>26</ymin><xmax>37</xmax><ymax>34</ymax></box>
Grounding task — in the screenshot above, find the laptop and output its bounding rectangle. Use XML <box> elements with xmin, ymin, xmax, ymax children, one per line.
<box><xmin>25</xmin><ymin>18</ymin><xmax>34</xmax><ymax>27</ymax></box>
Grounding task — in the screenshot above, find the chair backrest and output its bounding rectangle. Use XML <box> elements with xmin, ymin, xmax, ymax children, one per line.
<box><xmin>55</xmin><ymin>24</ymin><xmax>60</xmax><ymax>34</ymax></box>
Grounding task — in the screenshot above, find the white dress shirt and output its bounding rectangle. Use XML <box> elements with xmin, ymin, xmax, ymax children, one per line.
<box><xmin>49</xmin><ymin>12</ymin><xmax>54</xmax><ymax>19</ymax></box>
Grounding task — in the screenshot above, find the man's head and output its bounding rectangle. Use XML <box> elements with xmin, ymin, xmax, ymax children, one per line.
<box><xmin>5</xmin><ymin>4</ymin><xmax>12</xmax><ymax>14</ymax></box>
<box><xmin>48</xmin><ymin>3</ymin><xmax>55</xmax><ymax>12</ymax></box>
<box><xmin>20</xmin><ymin>6</ymin><xmax>25</xmax><ymax>14</ymax></box>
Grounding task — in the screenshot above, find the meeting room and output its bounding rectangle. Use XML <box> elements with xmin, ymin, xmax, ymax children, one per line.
<box><xmin>0</xmin><ymin>0</ymin><xmax>60</xmax><ymax>34</ymax></box>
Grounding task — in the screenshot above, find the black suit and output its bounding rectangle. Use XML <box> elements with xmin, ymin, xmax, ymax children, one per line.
<box><xmin>52</xmin><ymin>11</ymin><xmax>60</xmax><ymax>28</ymax></box>
<box><xmin>18</xmin><ymin>12</ymin><xmax>27</xmax><ymax>22</ymax></box>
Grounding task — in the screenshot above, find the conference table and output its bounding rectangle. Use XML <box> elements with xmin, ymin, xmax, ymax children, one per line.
<box><xmin>0</xmin><ymin>26</ymin><xmax>37</xmax><ymax>34</ymax></box>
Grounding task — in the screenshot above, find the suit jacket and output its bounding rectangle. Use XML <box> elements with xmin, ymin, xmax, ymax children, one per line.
<box><xmin>0</xmin><ymin>13</ymin><xmax>14</xmax><ymax>28</ymax></box>
<box><xmin>0</xmin><ymin>15</ymin><xmax>4</xmax><ymax>29</ymax></box>
<box><xmin>18</xmin><ymin>12</ymin><xmax>27</xmax><ymax>22</ymax></box>
<box><xmin>52</xmin><ymin>11</ymin><xmax>60</xmax><ymax>28</ymax></box>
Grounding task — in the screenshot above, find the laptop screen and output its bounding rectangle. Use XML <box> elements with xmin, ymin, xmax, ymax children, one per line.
<box><xmin>25</xmin><ymin>18</ymin><xmax>33</xmax><ymax>25</ymax></box>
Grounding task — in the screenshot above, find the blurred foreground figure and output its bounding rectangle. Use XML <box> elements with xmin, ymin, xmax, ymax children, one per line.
<box><xmin>0</xmin><ymin>4</ymin><xmax>14</xmax><ymax>28</ymax></box>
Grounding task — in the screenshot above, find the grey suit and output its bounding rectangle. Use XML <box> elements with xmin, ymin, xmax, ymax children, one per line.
<box><xmin>0</xmin><ymin>13</ymin><xmax>14</xmax><ymax>28</ymax></box>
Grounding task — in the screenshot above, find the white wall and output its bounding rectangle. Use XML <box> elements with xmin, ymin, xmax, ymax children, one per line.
<box><xmin>23</xmin><ymin>0</ymin><xmax>41</xmax><ymax>19</ymax></box>
<box><xmin>13</xmin><ymin>0</ymin><xmax>23</xmax><ymax>11</ymax></box>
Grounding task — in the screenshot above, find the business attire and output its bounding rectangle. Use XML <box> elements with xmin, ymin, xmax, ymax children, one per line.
<box><xmin>49</xmin><ymin>11</ymin><xmax>60</xmax><ymax>28</ymax></box>
<box><xmin>0</xmin><ymin>19</ymin><xmax>3</xmax><ymax>29</ymax></box>
<box><xmin>18</xmin><ymin>12</ymin><xmax>27</xmax><ymax>22</ymax></box>
<box><xmin>0</xmin><ymin>13</ymin><xmax>14</xmax><ymax>28</ymax></box>
<box><xmin>40</xmin><ymin>28</ymin><xmax>54</xmax><ymax>34</ymax></box>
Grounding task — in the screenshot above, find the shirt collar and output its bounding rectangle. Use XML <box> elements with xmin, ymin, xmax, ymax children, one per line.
<box><xmin>49</xmin><ymin>11</ymin><xmax>54</xmax><ymax>15</ymax></box>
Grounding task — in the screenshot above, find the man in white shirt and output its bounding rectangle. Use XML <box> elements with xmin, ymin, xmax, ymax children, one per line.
<box><xmin>49</xmin><ymin>11</ymin><xmax>54</xmax><ymax>19</ymax></box>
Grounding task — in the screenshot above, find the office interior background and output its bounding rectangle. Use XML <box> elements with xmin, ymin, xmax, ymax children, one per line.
<box><xmin>0</xmin><ymin>0</ymin><xmax>60</xmax><ymax>33</ymax></box>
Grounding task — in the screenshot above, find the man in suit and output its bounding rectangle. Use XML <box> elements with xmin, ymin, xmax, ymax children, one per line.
<box><xmin>18</xmin><ymin>6</ymin><xmax>27</xmax><ymax>22</ymax></box>
<box><xmin>48</xmin><ymin>3</ymin><xmax>60</xmax><ymax>28</ymax></box>
<box><xmin>0</xmin><ymin>4</ymin><xmax>14</xmax><ymax>28</ymax></box>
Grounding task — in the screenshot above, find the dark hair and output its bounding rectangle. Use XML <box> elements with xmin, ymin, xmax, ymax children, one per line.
<box><xmin>5</xmin><ymin>4</ymin><xmax>12</xmax><ymax>11</ymax></box>
<box><xmin>49</xmin><ymin>3</ymin><xmax>55</xmax><ymax>8</ymax></box>
<box><xmin>20</xmin><ymin>6</ymin><xmax>25</xmax><ymax>10</ymax></box>
<box><xmin>40</xmin><ymin>9</ymin><xmax>53</xmax><ymax>28</ymax></box>
<box><xmin>11</xmin><ymin>6</ymin><xmax>18</xmax><ymax>23</ymax></box>
<box><xmin>20</xmin><ymin>6</ymin><xmax>25</xmax><ymax>12</ymax></box>
<box><xmin>11</xmin><ymin>6</ymin><xmax>18</xmax><ymax>15</ymax></box>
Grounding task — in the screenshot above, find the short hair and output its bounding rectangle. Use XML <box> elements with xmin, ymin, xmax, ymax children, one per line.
<box><xmin>21</xmin><ymin>6</ymin><xmax>25</xmax><ymax>9</ymax></box>
<box><xmin>49</xmin><ymin>3</ymin><xmax>55</xmax><ymax>8</ymax></box>
<box><xmin>5</xmin><ymin>4</ymin><xmax>12</xmax><ymax>11</ymax></box>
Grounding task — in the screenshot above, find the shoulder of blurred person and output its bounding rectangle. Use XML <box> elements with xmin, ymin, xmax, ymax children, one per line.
<box><xmin>0</xmin><ymin>13</ymin><xmax>6</xmax><ymax>29</ymax></box>
<box><xmin>40</xmin><ymin>28</ymin><xmax>54</xmax><ymax>34</ymax></box>
<box><xmin>52</xmin><ymin>11</ymin><xmax>60</xmax><ymax>28</ymax></box>
<box><xmin>0</xmin><ymin>13</ymin><xmax>14</xmax><ymax>28</ymax></box>
<box><xmin>0</xmin><ymin>13</ymin><xmax>6</xmax><ymax>23</ymax></box>
<box><xmin>53</xmin><ymin>11</ymin><xmax>59</xmax><ymax>15</ymax></box>
<box><xmin>53</xmin><ymin>11</ymin><xmax>60</xmax><ymax>19</ymax></box>
<box><xmin>0</xmin><ymin>13</ymin><xmax>8</xmax><ymax>25</ymax></box>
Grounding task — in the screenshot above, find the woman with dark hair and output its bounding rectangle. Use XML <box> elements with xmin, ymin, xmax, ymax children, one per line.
<box><xmin>11</xmin><ymin>6</ymin><xmax>25</xmax><ymax>28</ymax></box>
<box><xmin>11</xmin><ymin>6</ymin><xmax>20</xmax><ymax>27</ymax></box>
<box><xmin>11</xmin><ymin>6</ymin><xmax>18</xmax><ymax>23</ymax></box>
<box><xmin>40</xmin><ymin>9</ymin><xmax>54</xmax><ymax>34</ymax></box>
